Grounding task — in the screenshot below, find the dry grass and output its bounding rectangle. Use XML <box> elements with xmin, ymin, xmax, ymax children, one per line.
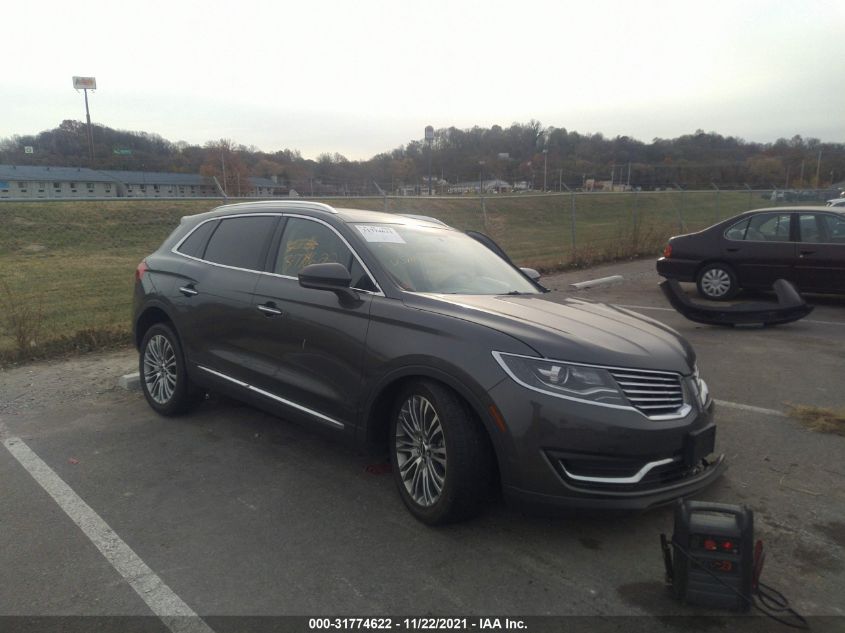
<box><xmin>787</xmin><ymin>404</ymin><xmax>845</xmax><ymax>436</ymax></box>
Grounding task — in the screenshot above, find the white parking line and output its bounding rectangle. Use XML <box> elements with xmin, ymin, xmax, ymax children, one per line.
<box><xmin>616</xmin><ymin>304</ymin><xmax>845</xmax><ymax>326</ymax></box>
<box><xmin>0</xmin><ymin>425</ymin><xmax>215</xmax><ymax>633</ymax></box>
<box><xmin>714</xmin><ymin>399</ymin><xmax>786</xmax><ymax>418</ymax></box>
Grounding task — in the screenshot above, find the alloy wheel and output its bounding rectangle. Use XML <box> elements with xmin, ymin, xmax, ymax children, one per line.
<box><xmin>394</xmin><ymin>395</ymin><xmax>447</xmax><ymax>507</ymax></box>
<box><xmin>143</xmin><ymin>334</ymin><xmax>177</xmax><ymax>404</ymax></box>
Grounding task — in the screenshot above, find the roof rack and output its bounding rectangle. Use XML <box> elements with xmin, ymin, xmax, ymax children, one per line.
<box><xmin>217</xmin><ymin>200</ymin><xmax>339</xmax><ymax>214</ymax></box>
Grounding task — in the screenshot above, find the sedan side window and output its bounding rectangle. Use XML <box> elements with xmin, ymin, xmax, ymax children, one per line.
<box><xmin>798</xmin><ymin>214</ymin><xmax>824</xmax><ymax>243</ymax></box>
<box><xmin>275</xmin><ymin>218</ymin><xmax>377</xmax><ymax>291</ymax></box>
<box><xmin>744</xmin><ymin>213</ymin><xmax>791</xmax><ymax>242</ymax></box>
<box><xmin>725</xmin><ymin>218</ymin><xmax>750</xmax><ymax>240</ymax></box>
<box><xmin>820</xmin><ymin>214</ymin><xmax>845</xmax><ymax>244</ymax></box>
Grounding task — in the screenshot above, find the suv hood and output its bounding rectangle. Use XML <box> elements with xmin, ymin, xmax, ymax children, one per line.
<box><xmin>404</xmin><ymin>293</ymin><xmax>696</xmax><ymax>374</ymax></box>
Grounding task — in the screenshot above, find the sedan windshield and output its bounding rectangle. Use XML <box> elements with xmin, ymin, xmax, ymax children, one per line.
<box><xmin>354</xmin><ymin>223</ymin><xmax>539</xmax><ymax>295</ymax></box>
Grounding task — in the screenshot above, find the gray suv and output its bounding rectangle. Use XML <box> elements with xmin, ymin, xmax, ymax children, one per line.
<box><xmin>133</xmin><ymin>201</ymin><xmax>724</xmax><ymax>524</ymax></box>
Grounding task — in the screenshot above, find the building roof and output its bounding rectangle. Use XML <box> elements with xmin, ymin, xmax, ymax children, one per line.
<box><xmin>0</xmin><ymin>164</ymin><xmax>115</xmax><ymax>182</ymax></box>
<box><xmin>249</xmin><ymin>176</ymin><xmax>287</xmax><ymax>188</ymax></box>
<box><xmin>98</xmin><ymin>170</ymin><xmax>211</xmax><ymax>186</ymax></box>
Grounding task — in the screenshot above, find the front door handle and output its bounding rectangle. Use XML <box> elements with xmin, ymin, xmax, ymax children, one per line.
<box><xmin>799</xmin><ymin>250</ymin><xmax>815</xmax><ymax>257</ymax></box>
<box><xmin>257</xmin><ymin>302</ymin><xmax>284</xmax><ymax>317</ymax></box>
<box><xmin>726</xmin><ymin>247</ymin><xmax>740</xmax><ymax>252</ymax></box>
<box><xmin>179</xmin><ymin>285</ymin><xmax>198</xmax><ymax>297</ymax></box>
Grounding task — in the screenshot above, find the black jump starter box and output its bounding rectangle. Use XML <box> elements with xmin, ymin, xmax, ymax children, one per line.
<box><xmin>667</xmin><ymin>500</ymin><xmax>754</xmax><ymax>611</ymax></box>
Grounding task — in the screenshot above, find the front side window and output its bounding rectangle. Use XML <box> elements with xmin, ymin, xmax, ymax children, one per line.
<box><xmin>274</xmin><ymin>218</ymin><xmax>376</xmax><ymax>291</ymax></box>
<box><xmin>355</xmin><ymin>223</ymin><xmax>540</xmax><ymax>295</ymax></box>
<box><xmin>798</xmin><ymin>214</ymin><xmax>823</xmax><ymax>243</ymax></box>
<box><xmin>821</xmin><ymin>214</ymin><xmax>845</xmax><ymax>243</ymax></box>
<box><xmin>203</xmin><ymin>216</ymin><xmax>276</xmax><ymax>270</ymax></box>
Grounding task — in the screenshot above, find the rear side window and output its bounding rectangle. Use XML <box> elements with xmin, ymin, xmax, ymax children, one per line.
<box><xmin>176</xmin><ymin>220</ymin><xmax>218</xmax><ymax>258</ymax></box>
<box><xmin>203</xmin><ymin>216</ymin><xmax>277</xmax><ymax>270</ymax></box>
<box><xmin>740</xmin><ymin>213</ymin><xmax>791</xmax><ymax>242</ymax></box>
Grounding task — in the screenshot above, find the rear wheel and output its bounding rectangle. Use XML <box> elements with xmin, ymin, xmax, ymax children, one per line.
<box><xmin>389</xmin><ymin>380</ymin><xmax>493</xmax><ymax>525</ymax></box>
<box><xmin>696</xmin><ymin>263</ymin><xmax>739</xmax><ymax>300</ymax></box>
<box><xmin>139</xmin><ymin>323</ymin><xmax>198</xmax><ymax>416</ymax></box>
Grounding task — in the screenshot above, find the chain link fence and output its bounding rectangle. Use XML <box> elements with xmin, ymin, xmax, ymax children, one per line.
<box><xmin>0</xmin><ymin>189</ymin><xmax>829</xmax><ymax>362</ymax></box>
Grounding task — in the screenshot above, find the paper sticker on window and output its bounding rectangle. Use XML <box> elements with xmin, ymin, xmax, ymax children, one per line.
<box><xmin>356</xmin><ymin>225</ymin><xmax>406</xmax><ymax>244</ymax></box>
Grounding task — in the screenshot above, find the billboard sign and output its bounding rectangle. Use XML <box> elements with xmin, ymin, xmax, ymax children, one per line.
<box><xmin>24</xmin><ymin>146</ymin><xmax>34</xmax><ymax>154</ymax></box>
<box><xmin>113</xmin><ymin>148</ymin><xmax>132</xmax><ymax>155</ymax></box>
<box><xmin>73</xmin><ymin>76</ymin><xmax>97</xmax><ymax>90</ymax></box>
<box><xmin>424</xmin><ymin>125</ymin><xmax>434</xmax><ymax>141</ymax></box>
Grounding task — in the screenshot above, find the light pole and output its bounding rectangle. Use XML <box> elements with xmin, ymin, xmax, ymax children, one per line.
<box><xmin>425</xmin><ymin>125</ymin><xmax>434</xmax><ymax>196</ymax></box>
<box><xmin>543</xmin><ymin>149</ymin><xmax>548</xmax><ymax>192</ymax></box>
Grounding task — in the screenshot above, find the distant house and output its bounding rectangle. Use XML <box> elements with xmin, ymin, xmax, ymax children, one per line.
<box><xmin>447</xmin><ymin>179</ymin><xmax>511</xmax><ymax>194</ymax></box>
<box><xmin>0</xmin><ymin>165</ymin><xmax>116</xmax><ymax>199</ymax></box>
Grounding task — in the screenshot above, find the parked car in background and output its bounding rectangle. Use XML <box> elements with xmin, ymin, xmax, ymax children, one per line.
<box><xmin>657</xmin><ymin>207</ymin><xmax>845</xmax><ymax>299</ymax></box>
<box><xmin>133</xmin><ymin>201</ymin><xmax>722</xmax><ymax>524</ymax></box>
<box><xmin>826</xmin><ymin>198</ymin><xmax>845</xmax><ymax>208</ymax></box>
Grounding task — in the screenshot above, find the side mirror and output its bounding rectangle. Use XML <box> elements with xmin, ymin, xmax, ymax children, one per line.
<box><xmin>520</xmin><ymin>267</ymin><xmax>541</xmax><ymax>282</ymax></box>
<box><xmin>298</xmin><ymin>262</ymin><xmax>352</xmax><ymax>292</ymax></box>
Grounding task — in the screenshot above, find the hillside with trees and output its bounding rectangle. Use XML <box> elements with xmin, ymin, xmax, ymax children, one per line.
<box><xmin>1</xmin><ymin>119</ymin><xmax>843</xmax><ymax>194</ymax></box>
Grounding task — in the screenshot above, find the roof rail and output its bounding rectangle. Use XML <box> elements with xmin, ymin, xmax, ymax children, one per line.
<box><xmin>217</xmin><ymin>200</ymin><xmax>339</xmax><ymax>214</ymax></box>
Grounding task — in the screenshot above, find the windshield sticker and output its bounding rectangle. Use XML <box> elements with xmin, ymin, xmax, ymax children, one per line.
<box><xmin>356</xmin><ymin>225</ymin><xmax>406</xmax><ymax>244</ymax></box>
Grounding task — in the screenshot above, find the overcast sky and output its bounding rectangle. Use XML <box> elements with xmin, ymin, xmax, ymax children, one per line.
<box><xmin>2</xmin><ymin>0</ymin><xmax>843</xmax><ymax>160</ymax></box>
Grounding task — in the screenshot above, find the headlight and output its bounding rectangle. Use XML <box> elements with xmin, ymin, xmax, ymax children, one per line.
<box><xmin>493</xmin><ymin>352</ymin><xmax>628</xmax><ymax>407</ymax></box>
<box><xmin>691</xmin><ymin>365</ymin><xmax>709</xmax><ymax>407</ymax></box>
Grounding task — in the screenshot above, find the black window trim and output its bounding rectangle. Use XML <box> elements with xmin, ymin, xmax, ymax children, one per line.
<box><xmin>171</xmin><ymin>212</ymin><xmax>383</xmax><ymax>296</ymax></box>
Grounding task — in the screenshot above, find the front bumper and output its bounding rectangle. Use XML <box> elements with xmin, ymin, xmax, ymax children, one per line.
<box><xmin>488</xmin><ymin>377</ymin><xmax>724</xmax><ymax>512</ymax></box>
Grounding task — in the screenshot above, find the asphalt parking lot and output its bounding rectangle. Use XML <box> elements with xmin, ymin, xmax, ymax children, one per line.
<box><xmin>1</xmin><ymin>258</ymin><xmax>843</xmax><ymax>632</ymax></box>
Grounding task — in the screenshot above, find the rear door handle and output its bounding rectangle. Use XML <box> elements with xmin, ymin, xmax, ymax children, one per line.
<box><xmin>726</xmin><ymin>247</ymin><xmax>740</xmax><ymax>252</ymax></box>
<box><xmin>799</xmin><ymin>250</ymin><xmax>815</xmax><ymax>257</ymax></box>
<box><xmin>179</xmin><ymin>285</ymin><xmax>198</xmax><ymax>297</ymax></box>
<box><xmin>257</xmin><ymin>302</ymin><xmax>284</xmax><ymax>316</ymax></box>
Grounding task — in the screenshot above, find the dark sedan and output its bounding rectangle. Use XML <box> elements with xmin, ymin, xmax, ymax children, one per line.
<box><xmin>657</xmin><ymin>206</ymin><xmax>845</xmax><ymax>300</ymax></box>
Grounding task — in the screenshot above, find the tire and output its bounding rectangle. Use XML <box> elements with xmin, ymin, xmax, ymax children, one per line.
<box><xmin>139</xmin><ymin>323</ymin><xmax>199</xmax><ymax>416</ymax></box>
<box><xmin>389</xmin><ymin>380</ymin><xmax>494</xmax><ymax>525</ymax></box>
<box><xmin>696</xmin><ymin>263</ymin><xmax>739</xmax><ymax>300</ymax></box>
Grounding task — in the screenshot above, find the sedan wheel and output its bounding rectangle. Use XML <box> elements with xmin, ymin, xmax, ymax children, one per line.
<box><xmin>697</xmin><ymin>263</ymin><xmax>738</xmax><ymax>300</ymax></box>
<box><xmin>389</xmin><ymin>380</ymin><xmax>494</xmax><ymax>525</ymax></box>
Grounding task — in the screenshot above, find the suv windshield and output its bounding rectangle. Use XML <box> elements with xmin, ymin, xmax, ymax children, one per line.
<box><xmin>354</xmin><ymin>223</ymin><xmax>539</xmax><ymax>295</ymax></box>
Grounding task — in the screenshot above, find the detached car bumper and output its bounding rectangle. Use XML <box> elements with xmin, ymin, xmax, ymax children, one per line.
<box><xmin>487</xmin><ymin>378</ymin><xmax>724</xmax><ymax>512</ymax></box>
<box><xmin>656</xmin><ymin>256</ymin><xmax>699</xmax><ymax>282</ymax></box>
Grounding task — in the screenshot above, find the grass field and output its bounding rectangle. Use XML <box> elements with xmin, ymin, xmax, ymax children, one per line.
<box><xmin>0</xmin><ymin>190</ymin><xmax>782</xmax><ymax>363</ymax></box>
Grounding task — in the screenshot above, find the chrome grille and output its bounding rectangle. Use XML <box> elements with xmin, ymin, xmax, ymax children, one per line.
<box><xmin>608</xmin><ymin>368</ymin><xmax>685</xmax><ymax>417</ymax></box>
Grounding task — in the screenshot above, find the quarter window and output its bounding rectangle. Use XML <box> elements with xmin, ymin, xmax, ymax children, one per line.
<box><xmin>203</xmin><ymin>216</ymin><xmax>277</xmax><ymax>270</ymax></box>
<box><xmin>177</xmin><ymin>220</ymin><xmax>219</xmax><ymax>259</ymax></box>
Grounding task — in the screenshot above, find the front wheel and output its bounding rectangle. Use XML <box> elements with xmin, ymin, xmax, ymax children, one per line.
<box><xmin>696</xmin><ymin>263</ymin><xmax>739</xmax><ymax>300</ymax></box>
<box><xmin>139</xmin><ymin>323</ymin><xmax>198</xmax><ymax>416</ymax></box>
<box><xmin>390</xmin><ymin>381</ymin><xmax>494</xmax><ymax>525</ymax></box>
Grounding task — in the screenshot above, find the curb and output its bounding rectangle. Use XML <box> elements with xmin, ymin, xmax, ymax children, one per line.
<box><xmin>118</xmin><ymin>372</ymin><xmax>141</xmax><ymax>391</ymax></box>
<box><xmin>570</xmin><ymin>274</ymin><xmax>624</xmax><ymax>290</ymax></box>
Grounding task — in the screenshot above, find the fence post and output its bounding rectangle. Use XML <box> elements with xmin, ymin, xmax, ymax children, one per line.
<box><xmin>744</xmin><ymin>183</ymin><xmax>752</xmax><ymax>210</ymax></box>
<box><xmin>480</xmin><ymin>194</ymin><xmax>488</xmax><ymax>231</ymax></box>
<box><xmin>569</xmin><ymin>192</ymin><xmax>577</xmax><ymax>262</ymax></box>
<box><xmin>711</xmin><ymin>183</ymin><xmax>720</xmax><ymax>223</ymax></box>
<box><xmin>383</xmin><ymin>194</ymin><xmax>388</xmax><ymax>213</ymax></box>
<box><xmin>674</xmin><ymin>184</ymin><xmax>686</xmax><ymax>233</ymax></box>
<box><xmin>632</xmin><ymin>189</ymin><xmax>640</xmax><ymax>252</ymax></box>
